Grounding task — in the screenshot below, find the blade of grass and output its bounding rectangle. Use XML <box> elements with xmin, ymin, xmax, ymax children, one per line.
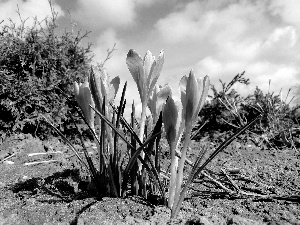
<box><xmin>130</xmin><ymin>100</ymin><xmax>138</xmax><ymax>195</ymax></box>
<box><xmin>44</xmin><ymin>115</ymin><xmax>103</xmax><ymax>195</ymax></box>
<box><xmin>196</xmin><ymin>114</ymin><xmax>262</xmax><ymax>173</ymax></box>
<box><xmin>92</xmin><ymin>98</ymin><xmax>166</xmax><ymax>200</ymax></box>
<box><xmin>122</xmin><ymin>114</ymin><xmax>166</xmax><ymax>201</ymax></box>
<box><xmin>55</xmin><ymin>87</ymin><xmax>100</xmax><ymax>146</ymax></box>
<box><xmin>155</xmin><ymin>133</ymin><xmax>162</xmax><ymax>174</ymax></box>
<box><xmin>171</xmin><ymin>113</ymin><xmax>262</xmax><ymax>218</ymax></box>
<box><xmin>110</xmin><ymin>102</ymin><xmax>142</xmax><ymax>144</ymax></box>
<box><xmin>51</xmin><ymin>87</ymin><xmax>119</xmax><ymax>196</ymax></box>
<box><xmin>42</xmin><ymin>116</ymin><xmax>88</xmax><ymax>169</ymax></box>
<box><xmin>121</xmin><ymin>130</ymin><xmax>163</xmax><ymax>196</ymax></box>
<box><xmin>191</xmin><ymin>120</ymin><xmax>208</xmax><ymax>140</ymax></box>
<box><xmin>69</xmin><ymin>113</ymin><xmax>102</xmax><ymax>195</ymax></box>
<box><xmin>99</xmin><ymin>97</ymin><xmax>118</xmax><ymax>197</ymax></box>
<box><xmin>91</xmin><ymin>104</ymin><xmax>137</xmax><ymax>151</ymax></box>
<box><xmin>113</xmin><ymin>82</ymin><xmax>127</xmax><ymax>171</ymax></box>
<box><xmin>142</xmin><ymin>113</ymin><xmax>165</xmax><ymax>200</ymax></box>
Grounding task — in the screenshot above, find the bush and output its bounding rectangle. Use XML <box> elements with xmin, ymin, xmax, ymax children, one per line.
<box><xmin>0</xmin><ymin>6</ymin><xmax>92</xmax><ymax>139</ymax></box>
<box><xmin>196</xmin><ymin>72</ymin><xmax>299</xmax><ymax>148</ymax></box>
<box><xmin>197</xmin><ymin>72</ymin><xmax>251</xmax><ymax>139</ymax></box>
<box><xmin>245</xmin><ymin>85</ymin><xmax>297</xmax><ymax>148</ymax></box>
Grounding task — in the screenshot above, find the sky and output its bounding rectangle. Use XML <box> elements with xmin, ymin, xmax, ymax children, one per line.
<box><xmin>1</xmin><ymin>0</ymin><xmax>300</xmax><ymax>116</ymax></box>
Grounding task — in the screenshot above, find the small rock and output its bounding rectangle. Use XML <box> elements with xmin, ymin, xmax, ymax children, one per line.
<box><xmin>185</xmin><ymin>216</ymin><xmax>215</xmax><ymax>225</ymax></box>
<box><xmin>124</xmin><ymin>215</ymin><xmax>149</xmax><ymax>224</ymax></box>
<box><xmin>0</xmin><ymin>181</ymin><xmax>6</xmax><ymax>188</ymax></box>
<box><xmin>22</xmin><ymin>175</ymin><xmax>30</xmax><ymax>180</ymax></box>
<box><xmin>227</xmin><ymin>215</ymin><xmax>265</xmax><ymax>225</ymax></box>
<box><xmin>3</xmin><ymin>160</ymin><xmax>14</xmax><ymax>165</ymax></box>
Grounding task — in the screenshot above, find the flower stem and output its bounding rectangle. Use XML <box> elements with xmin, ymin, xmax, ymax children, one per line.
<box><xmin>139</xmin><ymin>103</ymin><xmax>147</xmax><ymax>141</ymax></box>
<box><xmin>168</xmin><ymin>141</ymin><xmax>179</xmax><ymax>208</ymax></box>
<box><xmin>138</xmin><ymin>103</ymin><xmax>147</xmax><ymax>171</ymax></box>
<box><xmin>172</xmin><ymin>123</ymin><xmax>192</xmax><ymax>211</ymax></box>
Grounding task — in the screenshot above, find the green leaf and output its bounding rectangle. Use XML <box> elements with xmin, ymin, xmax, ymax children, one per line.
<box><xmin>171</xmin><ymin>113</ymin><xmax>262</xmax><ymax>218</ymax></box>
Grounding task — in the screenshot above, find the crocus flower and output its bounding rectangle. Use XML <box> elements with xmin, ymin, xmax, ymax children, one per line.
<box><xmin>162</xmin><ymin>94</ymin><xmax>183</xmax><ymax>208</ymax></box>
<box><xmin>126</xmin><ymin>49</ymin><xmax>164</xmax><ymax>141</ymax></box>
<box><xmin>74</xmin><ymin>78</ymin><xmax>95</xmax><ymax>132</ymax></box>
<box><xmin>180</xmin><ymin>70</ymin><xmax>210</xmax><ymax>127</ymax></box>
<box><xmin>148</xmin><ymin>84</ymin><xmax>171</xmax><ymax>124</ymax></box>
<box><xmin>126</xmin><ymin>49</ymin><xmax>164</xmax><ymax>173</ymax></box>
<box><xmin>172</xmin><ymin>71</ymin><xmax>210</xmax><ymax>211</ymax></box>
<box><xmin>126</xmin><ymin>49</ymin><xmax>164</xmax><ymax>108</ymax></box>
<box><xmin>89</xmin><ymin>67</ymin><xmax>120</xmax><ymax>155</ymax></box>
<box><xmin>89</xmin><ymin>67</ymin><xmax>120</xmax><ymax>113</ymax></box>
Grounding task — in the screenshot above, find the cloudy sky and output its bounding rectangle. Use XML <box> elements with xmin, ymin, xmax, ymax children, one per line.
<box><xmin>1</xmin><ymin>0</ymin><xmax>299</xmax><ymax>115</ymax></box>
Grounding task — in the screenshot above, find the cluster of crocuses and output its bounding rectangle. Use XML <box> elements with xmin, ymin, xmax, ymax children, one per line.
<box><xmin>74</xmin><ymin>66</ymin><xmax>121</xmax><ymax>155</ymax></box>
<box><xmin>74</xmin><ymin>65</ymin><xmax>122</xmax><ymax>197</ymax></box>
<box><xmin>126</xmin><ymin>49</ymin><xmax>209</xmax><ymax>212</ymax></box>
<box><xmin>74</xmin><ymin>49</ymin><xmax>209</xmax><ymax>214</ymax></box>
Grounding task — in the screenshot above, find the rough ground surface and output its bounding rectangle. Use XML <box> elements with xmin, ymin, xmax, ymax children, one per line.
<box><xmin>0</xmin><ymin>133</ymin><xmax>299</xmax><ymax>225</ymax></box>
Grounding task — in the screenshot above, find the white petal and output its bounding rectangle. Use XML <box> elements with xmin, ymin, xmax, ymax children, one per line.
<box><xmin>185</xmin><ymin>70</ymin><xmax>199</xmax><ymax>124</ymax></box>
<box><xmin>148</xmin><ymin>50</ymin><xmax>164</xmax><ymax>96</ymax></box>
<box><xmin>126</xmin><ymin>49</ymin><xmax>144</xmax><ymax>101</ymax></box>
<box><xmin>143</xmin><ymin>50</ymin><xmax>155</xmax><ymax>78</ymax></box>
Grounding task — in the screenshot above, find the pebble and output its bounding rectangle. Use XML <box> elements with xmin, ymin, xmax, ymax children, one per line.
<box><xmin>227</xmin><ymin>215</ymin><xmax>266</xmax><ymax>225</ymax></box>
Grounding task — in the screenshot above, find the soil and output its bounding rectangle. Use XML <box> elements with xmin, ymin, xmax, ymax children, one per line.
<box><xmin>0</xmin><ymin>133</ymin><xmax>299</xmax><ymax>225</ymax></box>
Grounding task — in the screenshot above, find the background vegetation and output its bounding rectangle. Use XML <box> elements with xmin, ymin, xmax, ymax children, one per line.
<box><xmin>0</xmin><ymin>7</ymin><xmax>299</xmax><ymax>148</ymax></box>
<box><xmin>0</xmin><ymin>8</ymin><xmax>92</xmax><ymax>140</ymax></box>
<box><xmin>197</xmin><ymin>72</ymin><xmax>300</xmax><ymax>149</ymax></box>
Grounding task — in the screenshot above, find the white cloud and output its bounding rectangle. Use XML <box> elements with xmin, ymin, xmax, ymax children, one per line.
<box><xmin>196</xmin><ymin>56</ymin><xmax>223</xmax><ymax>76</ymax></box>
<box><xmin>153</xmin><ymin>0</ymin><xmax>300</xmax><ymax>99</ymax></box>
<box><xmin>269</xmin><ymin>0</ymin><xmax>300</xmax><ymax>25</ymax></box>
<box><xmin>258</xmin><ymin>26</ymin><xmax>298</xmax><ymax>65</ymax></box>
<box><xmin>92</xmin><ymin>29</ymin><xmax>123</xmax><ymax>66</ymax></box>
<box><xmin>195</xmin><ymin>55</ymin><xmax>248</xmax><ymax>89</ymax></box>
<box><xmin>0</xmin><ymin>0</ymin><xmax>64</xmax><ymax>28</ymax></box>
<box><xmin>92</xmin><ymin>28</ymin><xmax>129</xmax><ymax>93</ymax></box>
<box><xmin>155</xmin><ymin>1</ymin><xmax>269</xmax><ymax>44</ymax></box>
<box><xmin>263</xmin><ymin>26</ymin><xmax>297</xmax><ymax>48</ymax></box>
<box><xmin>266</xmin><ymin>66</ymin><xmax>299</xmax><ymax>89</ymax></box>
<box><xmin>133</xmin><ymin>0</ymin><xmax>158</xmax><ymax>7</ymax></box>
<box><xmin>72</xmin><ymin>0</ymin><xmax>160</xmax><ymax>31</ymax></box>
<box><xmin>155</xmin><ymin>1</ymin><xmax>210</xmax><ymax>44</ymax></box>
<box><xmin>73</xmin><ymin>0</ymin><xmax>136</xmax><ymax>30</ymax></box>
